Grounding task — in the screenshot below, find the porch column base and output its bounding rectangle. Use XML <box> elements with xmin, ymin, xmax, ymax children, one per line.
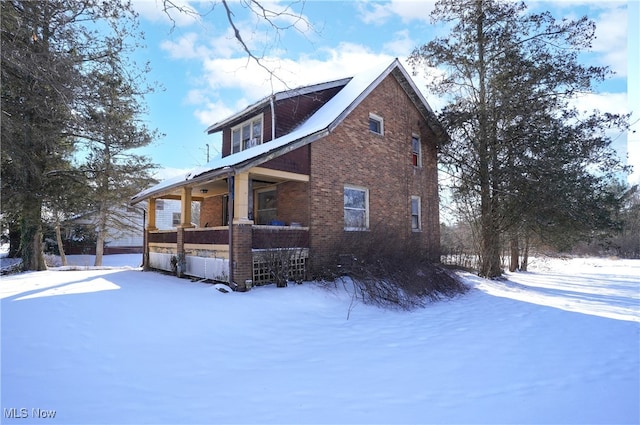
<box><xmin>232</xmin><ymin>223</ymin><xmax>253</xmax><ymax>291</ymax></box>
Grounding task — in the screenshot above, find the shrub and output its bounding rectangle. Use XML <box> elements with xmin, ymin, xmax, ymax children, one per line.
<box><xmin>322</xmin><ymin>224</ymin><xmax>468</xmax><ymax>310</ymax></box>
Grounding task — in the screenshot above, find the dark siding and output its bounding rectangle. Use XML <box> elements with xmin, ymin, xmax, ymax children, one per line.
<box><xmin>261</xmin><ymin>145</ymin><xmax>310</xmax><ymax>175</ymax></box>
<box><xmin>274</xmin><ymin>86</ymin><xmax>343</xmax><ymax>137</ymax></box>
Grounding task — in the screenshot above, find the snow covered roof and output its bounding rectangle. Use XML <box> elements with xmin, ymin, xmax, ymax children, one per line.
<box><xmin>131</xmin><ymin>58</ymin><xmax>444</xmax><ymax>205</ymax></box>
<box><xmin>205</xmin><ymin>77</ymin><xmax>352</xmax><ymax>134</ymax></box>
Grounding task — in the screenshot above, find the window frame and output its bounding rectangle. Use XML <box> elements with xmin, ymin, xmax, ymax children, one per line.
<box><xmin>255</xmin><ymin>187</ymin><xmax>277</xmax><ymax>225</ymax></box>
<box><xmin>172</xmin><ymin>212</ymin><xmax>181</xmax><ymax>227</ymax></box>
<box><xmin>368</xmin><ymin>113</ymin><xmax>384</xmax><ymax>135</ymax></box>
<box><xmin>344</xmin><ymin>185</ymin><xmax>369</xmax><ymax>231</ymax></box>
<box><xmin>411</xmin><ymin>134</ymin><xmax>422</xmax><ymax>167</ymax></box>
<box><xmin>231</xmin><ymin>114</ymin><xmax>264</xmax><ymax>154</ymax></box>
<box><xmin>411</xmin><ymin>196</ymin><xmax>421</xmax><ymax>231</ymax></box>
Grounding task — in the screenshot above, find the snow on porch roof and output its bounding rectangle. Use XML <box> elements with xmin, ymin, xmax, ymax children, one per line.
<box><xmin>130</xmin><ymin>58</ymin><xmax>438</xmax><ymax>205</ymax></box>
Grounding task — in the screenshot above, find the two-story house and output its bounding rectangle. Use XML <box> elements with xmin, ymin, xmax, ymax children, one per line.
<box><xmin>130</xmin><ymin>58</ymin><xmax>447</xmax><ymax>289</ymax></box>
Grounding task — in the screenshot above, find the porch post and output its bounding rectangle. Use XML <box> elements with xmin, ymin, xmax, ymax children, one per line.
<box><xmin>231</xmin><ymin>172</ymin><xmax>253</xmax><ymax>290</ymax></box>
<box><xmin>180</xmin><ymin>187</ymin><xmax>195</xmax><ymax>228</ymax></box>
<box><xmin>147</xmin><ymin>198</ymin><xmax>158</xmax><ymax>231</ymax></box>
<box><xmin>233</xmin><ymin>172</ymin><xmax>253</xmax><ymax>224</ymax></box>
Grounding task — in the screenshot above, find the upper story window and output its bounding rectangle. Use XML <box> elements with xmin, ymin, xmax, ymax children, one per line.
<box><xmin>344</xmin><ymin>185</ymin><xmax>369</xmax><ymax>231</ymax></box>
<box><xmin>232</xmin><ymin>114</ymin><xmax>263</xmax><ymax>153</ymax></box>
<box><xmin>412</xmin><ymin>134</ymin><xmax>422</xmax><ymax>167</ymax></box>
<box><xmin>369</xmin><ymin>113</ymin><xmax>383</xmax><ymax>135</ymax></box>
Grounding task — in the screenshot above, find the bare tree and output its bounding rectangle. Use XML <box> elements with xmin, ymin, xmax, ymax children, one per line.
<box><xmin>162</xmin><ymin>0</ymin><xmax>315</xmax><ymax>85</ymax></box>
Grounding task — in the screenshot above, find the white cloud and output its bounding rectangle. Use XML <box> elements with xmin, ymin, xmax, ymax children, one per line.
<box><xmin>382</xmin><ymin>29</ymin><xmax>416</xmax><ymax>57</ymax></box>
<box><xmin>194</xmin><ymin>99</ymin><xmax>235</xmax><ymax>127</ymax></box>
<box><xmin>572</xmin><ymin>92</ymin><xmax>628</xmax><ymax>115</ymax></box>
<box><xmin>357</xmin><ymin>0</ymin><xmax>435</xmax><ymax>25</ymax></box>
<box><xmin>591</xmin><ymin>5</ymin><xmax>627</xmax><ymax>77</ymax></box>
<box><xmin>198</xmin><ymin>43</ymin><xmax>395</xmax><ymax>103</ymax></box>
<box><xmin>132</xmin><ymin>0</ymin><xmax>200</xmax><ymax>27</ymax></box>
<box><xmin>153</xmin><ymin>166</ymin><xmax>191</xmax><ymax>180</ymax></box>
<box><xmin>160</xmin><ymin>32</ymin><xmax>211</xmax><ymax>59</ymax></box>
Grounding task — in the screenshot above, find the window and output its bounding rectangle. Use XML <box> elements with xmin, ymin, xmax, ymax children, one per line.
<box><xmin>256</xmin><ymin>188</ymin><xmax>277</xmax><ymax>225</ymax></box>
<box><xmin>411</xmin><ymin>196</ymin><xmax>421</xmax><ymax>231</ymax></box>
<box><xmin>231</xmin><ymin>114</ymin><xmax>263</xmax><ymax>153</ymax></box>
<box><xmin>412</xmin><ymin>134</ymin><xmax>422</xmax><ymax>167</ymax></box>
<box><xmin>156</xmin><ymin>199</ymin><xmax>164</xmax><ymax>210</ymax></box>
<box><xmin>222</xmin><ymin>195</ymin><xmax>229</xmax><ymax>226</ymax></box>
<box><xmin>368</xmin><ymin>113</ymin><xmax>383</xmax><ymax>135</ymax></box>
<box><xmin>172</xmin><ymin>212</ymin><xmax>181</xmax><ymax>227</ymax></box>
<box><xmin>344</xmin><ymin>186</ymin><xmax>369</xmax><ymax>230</ymax></box>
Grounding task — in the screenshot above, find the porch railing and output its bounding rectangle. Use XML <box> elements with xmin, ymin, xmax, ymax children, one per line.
<box><xmin>252</xmin><ymin>225</ymin><xmax>309</xmax><ymax>249</ymax></box>
<box><xmin>184</xmin><ymin>227</ymin><xmax>229</xmax><ymax>244</ymax></box>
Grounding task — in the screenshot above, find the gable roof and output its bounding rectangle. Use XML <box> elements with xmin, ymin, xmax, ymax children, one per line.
<box><xmin>131</xmin><ymin>58</ymin><xmax>445</xmax><ymax>205</ymax></box>
<box><xmin>205</xmin><ymin>77</ymin><xmax>352</xmax><ymax>135</ymax></box>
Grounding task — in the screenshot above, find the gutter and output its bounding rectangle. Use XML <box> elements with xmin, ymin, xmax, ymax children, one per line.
<box><xmin>270</xmin><ymin>95</ymin><xmax>276</xmax><ymax>141</ymax></box>
<box><xmin>227</xmin><ymin>170</ymin><xmax>235</xmax><ymax>288</ymax></box>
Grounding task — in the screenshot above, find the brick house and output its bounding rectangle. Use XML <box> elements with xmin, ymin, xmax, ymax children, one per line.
<box><xmin>130</xmin><ymin>58</ymin><xmax>447</xmax><ymax>289</ymax></box>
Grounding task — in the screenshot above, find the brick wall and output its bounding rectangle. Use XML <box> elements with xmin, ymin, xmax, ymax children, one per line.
<box><xmin>200</xmin><ymin>195</ymin><xmax>224</xmax><ymax>227</ymax></box>
<box><xmin>232</xmin><ymin>224</ymin><xmax>253</xmax><ymax>289</ymax></box>
<box><xmin>308</xmin><ymin>73</ymin><xmax>440</xmax><ymax>273</ymax></box>
<box><xmin>276</xmin><ymin>181</ymin><xmax>310</xmax><ymax>226</ymax></box>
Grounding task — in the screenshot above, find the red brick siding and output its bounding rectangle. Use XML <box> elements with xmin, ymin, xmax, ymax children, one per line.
<box><xmin>308</xmin><ymin>74</ymin><xmax>440</xmax><ymax>273</ymax></box>
<box><xmin>200</xmin><ymin>196</ymin><xmax>224</xmax><ymax>227</ymax></box>
<box><xmin>232</xmin><ymin>224</ymin><xmax>253</xmax><ymax>288</ymax></box>
<box><xmin>276</xmin><ymin>181</ymin><xmax>310</xmax><ymax>226</ymax></box>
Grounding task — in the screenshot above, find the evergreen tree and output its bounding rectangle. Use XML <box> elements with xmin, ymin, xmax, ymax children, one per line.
<box><xmin>1</xmin><ymin>0</ymin><xmax>158</xmax><ymax>269</ymax></box>
<box><xmin>80</xmin><ymin>61</ymin><xmax>158</xmax><ymax>266</ymax></box>
<box><xmin>410</xmin><ymin>0</ymin><xmax>628</xmax><ymax>277</ymax></box>
<box><xmin>1</xmin><ymin>1</ymin><xmax>79</xmax><ymax>270</ymax></box>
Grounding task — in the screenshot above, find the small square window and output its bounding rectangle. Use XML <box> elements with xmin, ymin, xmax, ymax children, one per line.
<box><xmin>172</xmin><ymin>212</ymin><xmax>181</xmax><ymax>227</ymax></box>
<box><xmin>369</xmin><ymin>113</ymin><xmax>383</xmax><ymax>135</ymax></box>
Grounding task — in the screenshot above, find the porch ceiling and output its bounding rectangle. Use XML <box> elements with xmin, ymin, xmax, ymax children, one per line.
<box><xmin>149</xmin><ymin>167</ymin><xmax>309</xmax><ymax>201</ymax></box>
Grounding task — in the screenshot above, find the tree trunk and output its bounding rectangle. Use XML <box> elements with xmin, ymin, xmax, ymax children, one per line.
<box><xmin>8</xmin><ymin>223</ymin><xmax>21</xmax><ymax>258</ymax></box>
<box><xmin>509</xmin><ymin>231</ymin><xmax>519</xmax><ymax>272</ymax></box>
<box><xmin>55</xmin><ymin>216</ymin><xmax>67</xmax><ymax>266</ymax></box>
<box><xmin>521</xmin><ymin>231</ymin><xmax>530</xmax><ymax>271</ymax></box>
<box><xmin>20</xmin><ymin>200</ymin><xmax>46</xmax><ymax>271</ymax></box>
<box><xmin>94</xmin><ymin>203</ymin><xmax>107</xmax><ymax>266</ymax></box>
<box><xmin>475</xmin><ymin>1</ymin><xmax>501</xmax><ymax>279</ymax></box>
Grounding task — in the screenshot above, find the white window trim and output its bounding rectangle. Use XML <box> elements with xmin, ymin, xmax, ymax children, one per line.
<box><xmin>369</xmin><ymin>113</ymin><xmax>384</xmax><ymax>135</ymax></box>
<box><xmin>344</xmin><ymin>185</ymin><xmax>369</xmax><ymax>231</ymax></box>
<box><xmin>231</xmin><ymin>113</ymin><xmax>264</xmax><ymax>154</ymax></box>
<box><xmin>411</xmin><ymin>196</ymin><xmax>421</xmax><ymax>231</ymax></box>
<box><xmin>412</xmin><ymin>133</ymin><xmax>422</xmax><ymax>168</ymax></box>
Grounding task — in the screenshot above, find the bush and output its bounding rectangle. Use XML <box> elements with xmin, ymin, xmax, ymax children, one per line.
<box><xmin>322</xmin><ymin>224</ymin><xmax>468</xmax><ymax>311</ymax></box>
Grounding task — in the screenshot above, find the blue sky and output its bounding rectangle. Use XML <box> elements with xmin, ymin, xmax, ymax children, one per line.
<box><xmin>129</xmin><ymin>0</ymin><xmax>638</xmax><ymax>184</ymax></box>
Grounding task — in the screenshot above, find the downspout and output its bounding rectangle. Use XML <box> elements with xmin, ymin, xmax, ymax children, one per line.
<box><xmin>142</xmin><ymin>208</ymin><xmax>146</xmax><ymax>269</ymax></box>
<box><xmin>227</xmin><ymin>170</ymin><xmax>235</xmax><ymax>287</ymax></box>
<box><xmin>270</xmin><ymin>95</ymin><xmax>276</xmax><ymax>140</ymax></box>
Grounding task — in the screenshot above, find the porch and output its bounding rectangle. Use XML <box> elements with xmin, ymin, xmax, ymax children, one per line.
<box><xmin>141</xmin><ymin>166</ymin><xmax>311</xmax><ymax>288</ymax></box>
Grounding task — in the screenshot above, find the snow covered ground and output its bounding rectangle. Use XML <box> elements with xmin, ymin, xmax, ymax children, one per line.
<box><xmin>1</xmin><ymin>254</ymin><xmax>638</xmax><ymax>424</ymax></box>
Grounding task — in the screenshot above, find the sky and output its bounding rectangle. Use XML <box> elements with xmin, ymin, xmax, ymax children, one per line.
<box><xmin>127</xmin><ymin>0</ymin><xmax>638</xmax><ymax>185</ymax></box>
